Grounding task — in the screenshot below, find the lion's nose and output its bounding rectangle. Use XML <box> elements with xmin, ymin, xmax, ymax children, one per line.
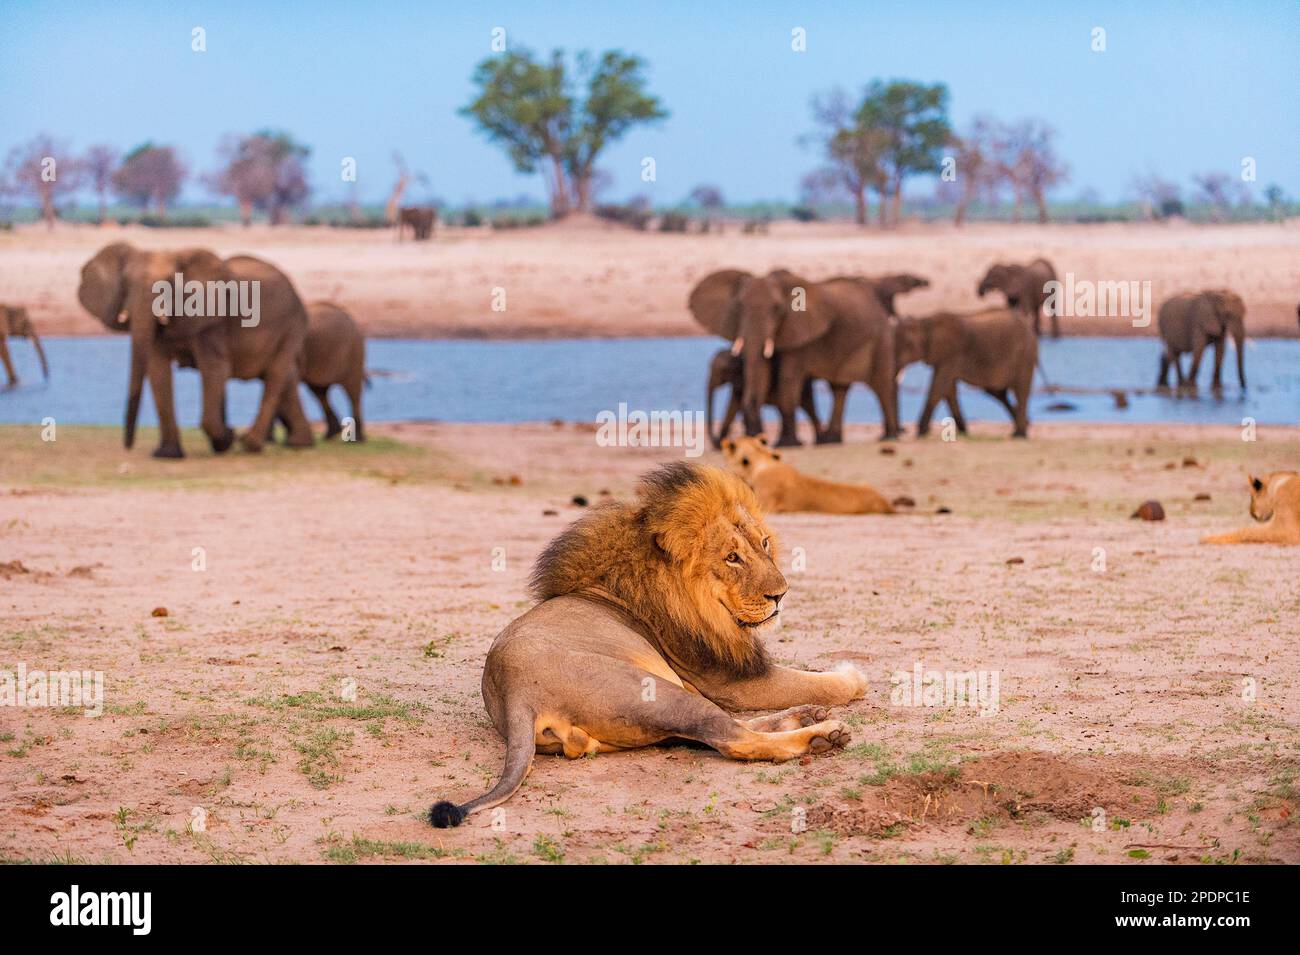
<box><xmin>767</xmin><ymin>591</ymin><xmax>786</xmax><ymax>608</ymax></box>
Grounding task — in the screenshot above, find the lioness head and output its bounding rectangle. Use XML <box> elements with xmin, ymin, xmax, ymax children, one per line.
<box><xmin>720</xmin><ymin>435</ymin><xmax>781</xmax><ymax>482</ymax></box>
<box><xmin>1247</xmin><ymin>472</ymin><xmax>1291</xmax><ymax>522</ymax></box>
<box><xmin>531</xmin><ymin>462</ymin><xmax>785</xmax><ymax>674</ymax></box>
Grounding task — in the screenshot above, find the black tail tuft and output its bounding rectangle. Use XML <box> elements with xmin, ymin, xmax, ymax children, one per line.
<box><xmin>428</xmin><ymin>800</ymin><xmax>465</xmax><ymax>828</ymax></box>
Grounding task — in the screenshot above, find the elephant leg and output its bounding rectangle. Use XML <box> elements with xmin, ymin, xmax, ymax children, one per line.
<box><xmin>799</xmin><ymin>379</ymin><xmax>823</xmax><ymax>435</ymax></box>
<box><xmin>1210</xmin><ymin>340</ymin><xmax>1225</xmax><ymax>392</ymax></box>
<box><xmin>312</xmin><ymin>384</ymin><xmax>342</xmax><ymax>439</ymax></box>
<box><xmin>146</xmin><ymin>347</ymin><xmax>184</xmax><ymax>458</ymax></box>
<box><xmin>716</xmin><ymin>390</ymin><xmax>741</xmax><ymax>448</ymax></box>
<box><xmin>917</xmin><ymin>368</ymin><xmax>954</xmax><ymax>438</ymax></box>
<box><xmin>984</xmin><ymin>388</ymin><xmax>1015</xmax><ymax>418</ymax></box>
<box><xmin>1010</xmin><ymin>374</ymin><xmax>1032</xmax><ymax>438</ymax></box>
<box><xmin>0</xmin><ymin>338</ymin><xmax>16</xmax><ymax>387</ymax></box>
<box><xmin>244</xmin><ymin>354</ymin><xmax>311</xmax><ymax>452</ymax></box>
<box><xmin>869</xmin><ymin>369</ymin><xmax>900</xmax><ymax>441</ymax></box>
<box><xmin>278</xmin><ymin>379</ymin><xmax>315</xmax><ymax>448</ymax></box>
<box><xmin>817</xmin><ymin>384</ymin><xmax>849</xmax><ymax>444</ymax></box>
<box><xmin>343</xmin><ymin>376</ymin><xmax>365</xmax><ymax>442</ymax></box>
<box><xmin>741</xmin><ymin>399</ymin><xmax>764</xmax><ymax>437</ymax></box>
<box><xmin>1156</xmin><ymin>352</ymin><xmax>1171</xmax><ymax>391</ymax></box>
<box><xmin>1185</xmin><ymin>337</ymin><xmax>1207</xmax><ymax>394</ymax></box>
<box><xmin>947</xmin><ymin>386</ymin><xmax>968</xmax><ymax>433</ymax></box>
<box><xmin>772</xmin><ymin>376</ymin><xmax>803</xmax><ymax>448</ymax></box>
<box><xmin>195</xmin><ymin>354</ymin><xmax>235</xmax><ymax>454</ymax></box>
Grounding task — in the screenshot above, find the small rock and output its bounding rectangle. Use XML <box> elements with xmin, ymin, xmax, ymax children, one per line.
<box><xmin>598</xmin><ymin>488</ymin><xmax>611</xmax><ymax>496</ymax></box>
<box><xmin>571</xmin><ymin>495</ymin><xmax>589</xmax><ymax>507</ymax></box>
<box><xmin>1194</xmin><ymin>492</ymin><xmax>1211</xmax><ymax>501</ymax></box>
<box><xmin>1181</xmin><ymin>457</ymin><xmax>1199</xmax><ymax>468</ymax></box>
<box><xmin>891</xmin><ymin>495</ymin><xmax>916</xmax><ymax>508</ymax></box>
<box><xmin>903</xmin><ymin>459</ymin><xmax>914</xmax><ymax>468</ymax></box>
<box><xmin>750</xmin><ymin>800</ymin><xmax>777</xmax><ymax>813</ymax></box>
<box><xmin>1131</xmin><ymin>500</ymin><xmax>1166</xmax><ymax>521</ymax></box>
<box><xmin>508</xmin><ymin>474</ymin><xmax>522</xmax><ymax>486</ymax></box>
<box><xmin>542</xmin><ymin>509</ymin><xmax>558</xmax><ymax>516</ymax></box>
<box><xmin>1005</xmin><ymin>557</ymin><xmax>1024</xmax><ymax>565</ymax></box>
<box><xmin>151</xmin><ymin>606</ymin><xmax>170</xmax><ymax>617</ymax></box>
<box><xmin>1046</xmin><ymin>401</ymin><xmax>1077</xmax><ymax>412</ymax></box>
<box><xmin>1111</xmin><ymin>390</ymin><xmax>1129</xmax><ymax>409</ymax></box>
<box><xmin>0</xmin><ymin>560</ymin><xmax>31</xmax><ymax>578</ymax></box>
<box><xmin>935</xmin><ymin>506</ymin><xmax>952</xmax><ymax>514</ymax></box>
<box><xmin>879</xmin><ymin>446</ymin><xmax>896</xmax><ymax>456</ymax></box>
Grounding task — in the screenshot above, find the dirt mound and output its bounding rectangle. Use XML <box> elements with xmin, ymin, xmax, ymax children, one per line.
<box><xmin>806</xmin><ymin>752</ymin><xmax>1157</xmax><ymax>837</ymax></box>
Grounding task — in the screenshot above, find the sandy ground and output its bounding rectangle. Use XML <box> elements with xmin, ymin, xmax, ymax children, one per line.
<box><xmin>3</xmin><ymin>218</ymin><xmax>1299</xmax><ymax>339</ymax></box>
<box><xmin>1</xmin><ymin>420</ymin><xmax>1297</xmax><ymax>864</ymax></box>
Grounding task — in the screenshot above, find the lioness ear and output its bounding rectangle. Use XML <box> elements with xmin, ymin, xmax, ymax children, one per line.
<box><xmin>757</xmin><ymin>435</ymin><xmax>769</xmax><ymax>446</ymax></box>
<box><xmin>771</xmin><ymin>451</ymin><xmax>782</xmax><ymax>461</ymax></box>
<box><xmin>1250</xmin><ymin>475</ymin><xmax>1263</xmax><ymax>492</ymax></box>
<box><xmin>723</xmin><ymin>439</ymin><xmax>736</xmax><ymax>453</ymax></box>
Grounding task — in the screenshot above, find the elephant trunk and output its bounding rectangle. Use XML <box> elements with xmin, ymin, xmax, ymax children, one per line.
<box><xmin>29</xmin><ymin>331</ymin><xmax>49</xmax><ymax>380</ymax></box>
<box><xmin>124</xmin><ymin>336</ymin><xmax>147</xmax><ymax>449</ymax></box>
<box><xmin>739</xmin><ymin>344</ymin><xmax>772</xmax><ymax>436</ymax></box>
<box><xmin>705</xmin><ymin>367</ymin><xmax>717</xmax><ymax>447</ymax></box>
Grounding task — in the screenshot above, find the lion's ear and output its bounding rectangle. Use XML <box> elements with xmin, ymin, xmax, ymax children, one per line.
<box><xmin>723</xmin><ymin>439</ymin><xmax>736</xmax><ymax>454</ymax></box>
<box><xmin>652</xmin><ymin>533</ymin><xmax>669</xmax><ymax>556</ymax></box>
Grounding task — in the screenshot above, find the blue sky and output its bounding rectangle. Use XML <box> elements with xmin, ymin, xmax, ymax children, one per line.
<box><xmin>1</xmin><ymin>0</ymin><xmax>1296</xmax><ymax>206</ymax></box>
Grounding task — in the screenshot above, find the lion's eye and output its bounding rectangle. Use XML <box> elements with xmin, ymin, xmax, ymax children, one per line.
<box><xmin>761</xmin><ymin>538</ymin><xmax>770</xmax><ymax>552</ymax></box>
<box><xmin>725</xmin><ymin>552</ymin><xmax>741</xmax><ymax>565</ymax></box>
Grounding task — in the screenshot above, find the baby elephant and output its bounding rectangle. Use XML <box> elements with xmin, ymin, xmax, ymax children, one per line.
<box><xmin>303</xmin><ymin>301</ymin><xmax>367</xmax><ymax>440</ymax></box>
<box><xmin>0</xmin><ymin>305</ymin><xmax>49</xmax><ymax>388</ymax></box>
<box><xmin>1155</xmin><ymin>290</ymin><xmax>1246</xmax><ymax>394</ymax></box>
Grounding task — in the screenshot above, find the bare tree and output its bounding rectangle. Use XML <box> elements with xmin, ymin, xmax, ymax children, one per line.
<box><xmin>5</xmin><ymin>134</ymin><xmax>82</xmax><ymax>229</ymax></box>
<box><xmin>1193</xmin><ymin>172</ymin><xmax>1232</xmax><ymax>222</ymax></box>
<box><xmin>807</xmin><ymin>89</ymin><xmax>888</xmax><ymax>226</ymax></box>
<box><xmin>949</xmin><ymin>115</ymin><xmax>1004</xmax><ymax>226</ymax></box>
<box><xmin>689</xmin><ymin>184</ymin><xmax>725</xmax><ymax>231</ymax></box>
<box><xmin>209</xmin><ymin>131</ymin><xmax>309</xmax><ymax>226</ymax></box>
<box><xmin>113</xmin><ymin>143</ymin><xmax>185</xmax><ymax>217</ymax></box>
<box><xmin>1129</xmin><ymin>171</ymin><xmax>1183</xmax><ymax>219</ymax></box>
<box><xmin>1004</xmin><ymin>120</ymin><xmax>1068</xmax><ymax>224</ymax></box>
<box><xmin>83</xmin><ymin>145</ymin><xmax>119</xmax><ymax>224</ymax></box>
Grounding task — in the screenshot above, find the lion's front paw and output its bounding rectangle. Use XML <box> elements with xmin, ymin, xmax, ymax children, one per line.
<box><xmin>835</xmin><ymin>662</ymin><xmax>868</xmax><ymax>701</ymax></box>
<box><xmin>806</xmin><ymin>720</ymin><xmax>850</xmax><ymax>754</ymax></box>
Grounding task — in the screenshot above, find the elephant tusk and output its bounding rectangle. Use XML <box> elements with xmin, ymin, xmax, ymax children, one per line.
<box><xmin>116</xmin><ymin>310</ymin><xmax>129</xmax><ymax>324</ymax></box>
<box><xmin>763</xmin><ymin>338</ymin><xmax>774</xmax><ymax>359</ymax></box>
<box><xmin>730</xmin><ymin>337</ymin><xmax>744</xmax><ymax>356</ymax></box>
<box><xmin>896</xmin><ymin>368</ymin><xmax>906</xmax><ymax>384</ymax></box>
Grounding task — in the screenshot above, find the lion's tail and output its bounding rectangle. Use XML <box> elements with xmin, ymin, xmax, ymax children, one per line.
<box><xmin>428</xmin><ymin>705</ymin><xmax>536</xmax><ymax>828</ymax></box>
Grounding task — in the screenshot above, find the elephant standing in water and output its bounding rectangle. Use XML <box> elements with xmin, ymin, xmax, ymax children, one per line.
<box><xmin>705</xmin><ymin>349</ymin><xmax>820</xmax><ymax>448</ymax></box>
<box><xmin>895</xmin><ymin>308</ymin><xmax>1038</xmax><ymax>438</ymax></box>
<box><xmin>76</xmin><ymin>242</ymin><xmax>313</xmax><ymax>458</ymax></box>
<box><xmin>1155</xmin><ymin>290</ymin><xmax>1246</xmax><ymax>394</ymax></box>
<box><xmin>978</xmin><ymin>259</ymin><xmax>1059</xmax><ymax>337</ymax></box>
<box><xmin>690</xmin><ymin>269</ymin><xmax>899</xmax><ymax>446</ymax></box>
<box><xmin>303</xmin><ymin>301</ymin><xmax>367</xmax><ymax>440</ymax></box>
<box><xmin>0</xmin><ymin>305</ymin><xmax>49</xmax><ymax>387</ymax></box>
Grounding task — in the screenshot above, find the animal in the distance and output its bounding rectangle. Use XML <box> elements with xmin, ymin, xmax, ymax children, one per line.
<box><xmin>1155</xmin><ymin>290</ymin><xmax>1246</xmax><ymax>394</ymax></box>
<box><xmin>303</xmin><ymin>302</ymin><xmax>367</xmax><ymax>441</ymax></box>
<box><xmin>689</xmin><ymin>269</ymin><xmax>899</xmax><ymax>446</ymax></box>
<box><xmin>977</xmin><ymin>259</ymin><xmax>1059</xmax><ymax>337</ymax></box>
<box><xmin>895</xmin><ymin>309</ymin><xmax>1038</xmax><ymax>438</ymax></box>
<box><xmin>722</xmin><ymin>436</ymin><xmax>893</xmax><ymax>514</ymax></box>
<box><xmin>398</xmin><ymin>206</ymin><xmax>436</xmax><ymax>241</ymax></box>
<box><xmin>706</xmin><ymin>349</ymin><xmax>820</xmax><ymax>448</ymax></box>
<box><xmin>427</xmin><ymin>462</ymin><xmax>866</xmax><ymax>828</ymax></box>
<box><xmin>76</xmin><ymin>242</ymin><xmax>313</xmax><ymax>457</ymax></box>
<box><xmin>0</xmin><ymin>305</ymin><xmax>49</xmax><ymax>388</ymax></box>
<box><xmin>1201</xmin><ymin>472</ymin><xmax>1299</xmax><ymax>545</ymax></box>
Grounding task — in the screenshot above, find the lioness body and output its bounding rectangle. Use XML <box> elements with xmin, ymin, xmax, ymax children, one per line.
<box><xmin>1201</xmin><ymin>471</ymin><xmax>1300</xmax><ymax>545</ymax></box>
<box><xmin>429</xmin><ymin>464</ymin><xmax>867</xmax><ymax>828</ymax></box>
<box><xmin>722</xmin><ymin>436</ymin><xmax>893</xmax><ymax>514</ymax></box>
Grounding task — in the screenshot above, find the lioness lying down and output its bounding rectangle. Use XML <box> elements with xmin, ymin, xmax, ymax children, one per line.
<box><xmin>722</xmin><ymin>435</ymin><xmax>894</xmax><ymax>514</ymax></box>
<box><xmin>429</xmin><ymin>463</ymin><xmax>866</xmax><ymax>828</ymax></box>
<box><xmin>1201</xmin><ymin>471</ymin><xmax>1300</xmax><ymax>545</ymax></box>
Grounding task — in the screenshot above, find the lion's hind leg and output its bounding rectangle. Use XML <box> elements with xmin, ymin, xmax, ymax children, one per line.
<box><xmin>651</xmin><ymin>683</ymin><xmax>850</xmax><ymax>762</ymax></box>
<box><xmin>1201</xmin><ymin>523</ymin><xmax>1285</xmax><ymax>545</ymax></box>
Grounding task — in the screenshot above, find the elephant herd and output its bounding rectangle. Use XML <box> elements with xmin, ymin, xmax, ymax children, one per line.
<box><xmin>74</xmin><ymin>242</ymin><xmax>366</xmax><ymax>458</ymax></box>
<box><xmin>696</xmin><ymin>258</ymin><xmax>1267</xmax><ymax>446</ymax></box>
<box><xmin>695</xmin><ymin>262</ymin><xmax>1046</xmax><ymax>444</ymax></box>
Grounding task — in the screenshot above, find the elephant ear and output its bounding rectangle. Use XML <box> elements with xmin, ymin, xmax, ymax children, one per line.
<box><xmin>688</xmin><ymin>269</ymin><xmax>750</xmax><ymax>339</ymax></box>
<box><xmin>77</xmin><ymin>242</ymin><xmax>133</xmax><ymax>332</ymax></box>
<box><xmin>171</xmin><ymin>249</ymin><xmax>230</xmax><ymax>323</ymax></box>
<box><xmin>768</xmin><ymin>270</ymin><xmax>831</xmax><ymax>350</ymax></box>
<box><xmin>1206</xmin><ymin>289</ymin><xmax>1244</xmax><ymax>320</ymax></box>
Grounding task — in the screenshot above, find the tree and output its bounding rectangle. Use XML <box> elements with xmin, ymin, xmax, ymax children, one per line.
<box><xmin>462</xmin><ymin>47</ymin><xmax>666</xmax><ymax>218</ymax></box>
<box><xmin>855</xmin><ymin>80</ymin><xmax>952</xmax><ymax>227</ymax></box>
<box><xmin>689</xmin><ymin>183</ymin><xmax>725</xmax><ymax>230</ymax></box>
<box><xmin>1192</xmin><ymin>171</ymin><xmax>1233</xmax><ymax>222</ymax></box>
<box><xmin>1004</xmin><ymin>120</ymin><xmax>1068</xmax><ymax>223</ymax></box>
<box><xmin>806</xmin><ymin>89</ymin><xmax>889</xmax><ymax>225</ymax></box>
<box><xmin>5</xmin><ymin>134</ymin><xmax>82</xmax><ymax>228</ymax></box>
<box><xmin>209</xmin><ymin>131</ymin><xmax>310</xmax><ymax>225</ymax></box>
<box><xmin>113</xmin><ymin>143</ymin><xmax>185</xmax><ymax>217</ymax></box>
<box><xmin>949</xmin><ymin>115</ymin><xmax>1005</xmax><ymax>226</ymax></box>
<box><xmin>83</xmin><ymin>145</ymin><xmax>119</xmax><ymax>224</ymax></box>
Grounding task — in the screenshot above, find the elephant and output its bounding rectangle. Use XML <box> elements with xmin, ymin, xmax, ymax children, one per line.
<box><xmin>0</xmin><ymin>305</ymin><xmax>49</xmax><ymax>388</ymax></box>
<box><xmin>76</xmin><ymin>242</ymin><xmax>314</xmax><ymax>458</ymax></box>
<box><xmin>977</xmin><ymin>259</ymin><xmax>1059</xmax><ymax>337</ymax></box>
<box><xmin>689</xmin><ymin>269</ymin><xmax>899</xmax><ymax>446</ymax></box>
<box><xmin>398</xmin><ymin>206</ymin><xmax>437</xmax><ymax>241</ymax></box>
<box><xmin>302</xmin><ymin>301</ymin><xmax>367</xmax><ymax>440</ymax></box>
<box><xmin>705</xmin><ymin>348</ymin><xmax>820</xmax><ymax>448</ymax></box>
<box><xmin>1155</xmin><ymin>290</ymin><xmax>1246</xmax><ymax>393</ymax></box>
<box><xmin>895</xmin><ymin>308</ymin><xmax>1038</xmax><ymax>438</ymax></box>
<box><xmin>862</xmin><ymin>273</ymin><xmax>930</xmax><ymax>316</ymax></box>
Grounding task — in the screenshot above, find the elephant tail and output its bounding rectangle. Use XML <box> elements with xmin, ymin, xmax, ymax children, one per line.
<box><xmin>429</xmin><ymin>705</ymin><xmax>535</xmax><ymax>828</ymax></box>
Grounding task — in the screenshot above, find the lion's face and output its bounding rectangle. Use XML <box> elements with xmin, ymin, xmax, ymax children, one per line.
<box><xmin>648</xmin><ymin>466</ymin><xmax>788</xmax><ymax>636</ymax></box>
<box><xmin>721</xmin><ymin>435</ymin><xmax>780</xmax><ymax>482</ymax></box>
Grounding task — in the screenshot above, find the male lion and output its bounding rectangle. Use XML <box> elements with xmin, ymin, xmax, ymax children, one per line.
<box><xmin>1201</xmin><ymin>472</ymin><xmax>1300</xmax><ymax>545</ymax></box>
<box><xmin>428</xmin><ymin>463</ymin><xmax>866</xmax><ymax>828</ymax></box>
<box><xmin>722</xmin><ymin>435</ymin><xmax>894</xmax><ymax>514</ymax></box>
